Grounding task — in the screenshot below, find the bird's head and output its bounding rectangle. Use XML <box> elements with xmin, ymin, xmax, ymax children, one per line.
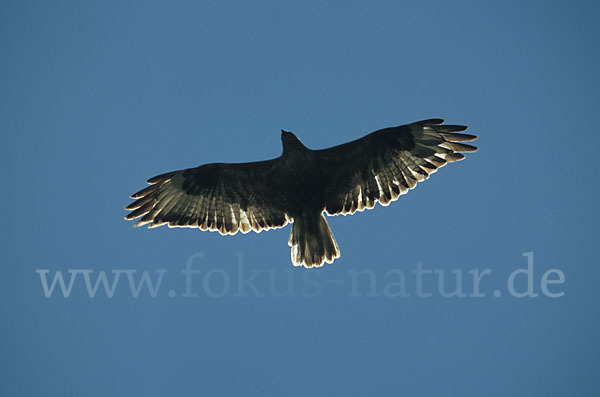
<box><xmin>281</xmin><ymin>130</ymin><xmax>308</xmax><ymax>155</ymax></box>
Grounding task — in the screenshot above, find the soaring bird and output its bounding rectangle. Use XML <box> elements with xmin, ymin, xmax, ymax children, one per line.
<box><xmin>125</xmin><ymin>119</ymin><xmax>477</xmax><ymax>268</ymax></box>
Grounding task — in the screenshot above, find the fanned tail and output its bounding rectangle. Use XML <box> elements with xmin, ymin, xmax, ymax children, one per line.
<box><xmin>289</xmin><ymin>213</ymin><xmax>340</xmax><ymax>268</ymax></box>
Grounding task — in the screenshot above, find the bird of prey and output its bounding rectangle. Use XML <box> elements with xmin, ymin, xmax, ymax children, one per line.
<box><xmin>125</xmin><ymin>119</ymin><xmax>477</xmax><ymax>268</ymax></box>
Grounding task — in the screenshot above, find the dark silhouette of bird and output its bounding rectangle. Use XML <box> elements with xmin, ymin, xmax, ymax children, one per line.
<box><xmin>125</xmin><ymin>119</ymin><xmax>478</xmax><ymax>268</ymax></box>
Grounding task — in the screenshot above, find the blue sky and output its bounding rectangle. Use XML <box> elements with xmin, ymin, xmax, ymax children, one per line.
<box><xmin>2</xmin><ymin>1</ymin><xmax>599</xmax><ymax>396</ymax></box>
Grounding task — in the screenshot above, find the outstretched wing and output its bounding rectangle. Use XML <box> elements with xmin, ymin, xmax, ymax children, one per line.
<box><xmin>125</xmin><ymin>160</ymin><xmax>290</xmax><ymax>235</ymax></box>
<box><xmin>318</xmin><ymin>119</ymin><xmax>478</xmax><ymax>215</ymax></box>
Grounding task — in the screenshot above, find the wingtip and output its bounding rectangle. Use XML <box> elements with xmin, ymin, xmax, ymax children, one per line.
<box><xmin>147</xmin><ymin>171</ymin><xmax>175</xmax><ymax>184</ymax></box>
<box><xmin>418</xmin><ymin>118</ymin><xmax>445</xmax><ymax>125</ymax></box>
<box><xmin>441</xmin><ymin>132</ymin><xmax>477</xmax><ymax>142</ymax></box>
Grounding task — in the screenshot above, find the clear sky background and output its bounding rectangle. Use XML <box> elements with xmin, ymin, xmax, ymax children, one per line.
<box><xmin>2</xmin><ymin>1</ymin><xmax>599</xmax><ymax>396</ymax></box>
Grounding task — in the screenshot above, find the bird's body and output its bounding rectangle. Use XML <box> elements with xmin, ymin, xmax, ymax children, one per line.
<box><xmin>125</xmin><ymin>119</ymin><xmax>478</xmax><ymax>267</ymax></box>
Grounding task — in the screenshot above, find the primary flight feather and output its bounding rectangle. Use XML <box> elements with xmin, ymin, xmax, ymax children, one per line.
<box><xmin>125</xmin><ymin>118</ymin><xmax>478</xmax><ymax>268</ymax></box>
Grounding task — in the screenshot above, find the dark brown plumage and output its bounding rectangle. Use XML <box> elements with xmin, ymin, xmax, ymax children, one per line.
<box><xmin>125</xmin><ymin>119</ymin><xmax>478</xmax><ymax>268</ymax></box>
